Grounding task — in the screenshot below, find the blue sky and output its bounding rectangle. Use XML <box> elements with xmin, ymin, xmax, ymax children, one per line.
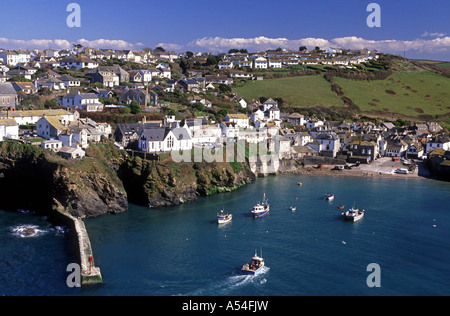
<box><xmin>1</xmin><ymin>0</ymin><xmax>449</xmax><ymax>60</ymax></box>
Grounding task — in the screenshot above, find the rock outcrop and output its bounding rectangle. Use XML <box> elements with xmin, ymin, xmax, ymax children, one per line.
<box><xmin>0</xmin><ymin>141</ymin><xmax>128</xmax><ymax>218</ymax></box>
<box><xmin>119</xmin><ymin>156</ymin><xmax>256</xmax><ymax>207</ymax></box>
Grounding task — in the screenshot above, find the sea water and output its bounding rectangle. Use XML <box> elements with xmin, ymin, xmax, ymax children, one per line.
<box><xmin>1</xmin><ymin>175</ymin><xmax>450</xmax><ymax>296</ymax></box>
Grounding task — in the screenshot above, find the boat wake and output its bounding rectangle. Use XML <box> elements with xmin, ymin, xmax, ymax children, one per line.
<box><xmin>181</xmin><ymin>266</ymin><xmax>270</xmax><ymax>296</ymax></box>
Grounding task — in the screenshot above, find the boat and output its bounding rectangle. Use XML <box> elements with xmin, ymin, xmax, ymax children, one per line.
<box><xmin>241</xmin><ymin>251</ymin><xmax>265</xmax><ymax>275</ymax></box>
<box><xmin>338</xmin><ymin>204</ymin><xmax>345</xmax><ymax>210</ymax></box>
<box><xmin>324</xmin><ymin>193</ymin><xmax>335</xmax><ymax>201</ymax></box>
<box><xmin>251</xmin><ymin>193</ymin><xmax>270</xmax><ymax>218</ymax></box>
<box><xmin>342</xmin><ymin>206</ymin><xmax>365</xmax><ymax>222</ymax></box>
<box><xmin>217</xmin><ymin>210</ymin><xmax>232</xmax><ymax>224</ymax></box>
<box><xmin>290</xmin><ymin>206</ymin><xmax>296</xmax><ymax>211</ymax></box>
<box><xmin>298</xmin><ymin>182</ymin><xmax>303</xmax><ymax>186</ymax></box>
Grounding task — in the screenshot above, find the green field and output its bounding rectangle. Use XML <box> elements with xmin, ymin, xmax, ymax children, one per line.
<box><xmin>334</xmin><ymin>70</ymin><xmax>450</xmax><ymax>117</ymax></box>
<box><xmin>232</xmin><ymin>75</ymin><xmax>343</xmax><ymax>107</ymax></box>
<box><xmin>233</xmin><ymin>69</ymin><xmax>450</xmax><ymax>121</ymax></box>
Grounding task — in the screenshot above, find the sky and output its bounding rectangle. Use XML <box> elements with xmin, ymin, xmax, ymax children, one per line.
<box><xmin>1</xmin><ymin>0</ymin><xmax>449</xmax><ymax>60</ymax></box>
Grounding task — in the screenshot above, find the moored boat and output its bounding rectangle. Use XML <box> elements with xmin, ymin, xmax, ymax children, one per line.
<box><xmin>324</xmin><ymin>193</ymin><xmax>335</xmax><ymax>201</ymax></box>
<box><xmin>241</xmin><ymin>251</ymin><xmax>265</xmax><ymax>275</ymax></box>
<box><xmin>338</xmin><ymin>204</ymin><xmax>345</xmax><ymax>210</ymax></box>
<box><xmin>251</xmin><ymin>193</ymin><xmax>269</xmax><ymax>218</ymax></box>
<box><xmin>217</xmin><ymin>210</ymin><xmax>232</xmax><ymax>224</ymax></box>
<box><xmin>342</xmin><ymin>206</ymin><xmax>365</xmax><ymax>222</ymax></box>
<box><xmin>290</xmin><ymin>206</ymin><xmax>296</xmax><ymax>211</ymax></box>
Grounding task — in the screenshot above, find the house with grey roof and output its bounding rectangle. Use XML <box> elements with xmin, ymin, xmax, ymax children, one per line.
<box><xmin>0</xmin><ymin>82</ymin><xmax>18</xmax><ymax>109</ymax></box>
<box><xmin>138</xmin><ymin>127</ymin><xmax>192</xmax><ymax>153</ymax></box>
<box><xmin>61</xmin><ymin>91</ymin><xmax>104</xmax><ymax>112</ymax></box>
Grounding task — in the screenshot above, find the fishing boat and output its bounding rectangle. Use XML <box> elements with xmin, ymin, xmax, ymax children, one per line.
<box><xmin>342</xmin><ymin>206</ymin><xmax>365</xmax><ymax>222</ymax></box>
<box><xmin>290</xmin><ymin>206</ymin><xmax>296</xmax><ymax>211</ymax></box>
<box><xmin>217</xmin><ymin>210</ymin><xmax>232</xmax><ymax>224</ymax></box>
<box><xmin>251</xmin><ymin>193</ymin><xmax>270</xmax><ymax>218</ymax></box>
<box><xmin>324</xmin><ymin>193</ymin><xmax>335</xmax><ymax>201</ymax></box>
<box><xmin>338</xmin><ymin>204</ymin><xmax>345</xmax><ymax>210</ymax></box>
<box><xmin>241</xmin><ymin>251</ymin><xmax>265</xmax><ymax>276</ymax></box>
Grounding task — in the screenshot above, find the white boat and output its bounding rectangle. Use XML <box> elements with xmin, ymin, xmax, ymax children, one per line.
<box><xmin>324</xmin><ymin>193</ymin><xmax>334</xmax><ymax>201</ymax></box>
<box><xmin>217</xmin><ymin>210</ymin><xmax>232</xmax><ymax>224</ymax></box>
<box><xmin>251</xmin><ymin>193</ymin><xmax>270</xmax><ymax>218</ymax></box>
<box><xmin>342</xmin><ymin>206</ymin><xmax>365</xmax><ymax>222</ymax></box>
<box><xmin>290</xmin><ymin>206</ymin><xmax>296</xmax><ymax>211</ymax></box>
<box><xmin>241</xmin><ymin>251</ymin><xmax>265</xmax><ymax>275</ymax></box>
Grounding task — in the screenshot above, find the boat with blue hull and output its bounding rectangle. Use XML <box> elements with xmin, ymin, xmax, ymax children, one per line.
<box><xmin>251</xmin><ymin>193</ymin><xmax>270</xmax><ymax>218</ymax></box>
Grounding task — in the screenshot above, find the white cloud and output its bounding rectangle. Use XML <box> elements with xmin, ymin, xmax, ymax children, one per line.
<box><xmin>421</xmin><ymin>31</ymin><xmax>447</xmax><ymax>38</ymax></box>
<box><xmin>0</xmin><ymin>38</ymin><xmax>71</xmax><ymax>50</ymax></box>
<box><xmin>185</xmin><ymin>35</ymin><xmax>450</xmax><ymax>56</ymax></box>
<box><xmin>156</xmin><ymin>42</ymin><xmax>183</xmax><ymax>51</ymax></box>
<box><xmin>0</xmin><ymin>37</ymin><xmax>139</xmax><ymax>50</ymax></box>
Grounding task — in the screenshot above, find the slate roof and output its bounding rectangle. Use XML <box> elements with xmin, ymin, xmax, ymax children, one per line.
<box><xmin>0</xmin><ymin>83</ymin><xmax>17</xmax><ymax>95</ymax></box>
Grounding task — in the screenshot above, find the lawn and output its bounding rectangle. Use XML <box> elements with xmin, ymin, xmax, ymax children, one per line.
<box><xmin>333</xmin><ymin>70</ymin><xmax>450</xmax><ymax>118</ymax></box>
<box><xmin>232</xmin><ymin>75</ymin><xmax>343</xmax><ymax>108</ymax></box>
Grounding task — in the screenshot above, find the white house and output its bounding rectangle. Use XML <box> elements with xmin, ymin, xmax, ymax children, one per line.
<box><xmin>224</xmin><ymin>113</ymin><xmax>250</xmax><ymax>129</ymax></box>
<box><xmin>426</xmin><ymin>135</ymin><xmax>450</xmax><ymax>153</ymax></box>
<box><xmin>60</xmin><ymin>56</ymin><xmax>98</xmax><ymax>69</ymax></box>
<box><xmin>313</xmin><ymin>132</ymin><xmax>341</xmax><ymax>157</ymax></box>
<box><xmin>0</xmin><ymin>50</ymin><xmax>31</xmax><ymax>66</ymax></box>
<box><xmin>406</xmin><ymin>143</ymin><xmax>424</xmax><ymax>159</ymax></box>
<box><xmin>262</xmin><ymin>98</ymin><xmax>278</xmax><ymax>111</ymax></box>
<box><xmin>218</xmin><ymin>60</ymin><xmax>234</xmax><ymax>70</ymax></box>
<box><xmin>254</xmin><ymin>57</ymin><xmax>268</xmax><ymax>69</ymax></box>
<box><xmin>0</xmin><ymin>109</ymin><xmax>77</xmax><ymax>126</ymax></box>
<box><xmin>41</xmin><ymin>139</ymin><xmax>63</xmax><ymax>152</ymax></box>
<box><xmin>36</xmin><ymin>116</ymin><xmax>68</xmax><ymax>140</ymax></box>
<box><xmin>306</xmin><ymin>119</ymin><xmax>324</xmax><ymax>129</ymax></box>
<box><xmin>138</xmin><ymin>127</ymin><xmax>192</xmax><ymax>153</ymax></box>
<box><xmin>189</xmin><ymin>125</ymin><xmax>222</xmax><ymax>144</ymax></box>
<box><xmin>0</xmin><ymin>118</ymin><xmax>19</xmax><ymax>141</ymax></box>
<box><xmin>268</xmin><ymin>58</ymin><xmax>282</xmax><ymax>68</ymax></box>
<box><xmin>61</xmin><ymin>91</ymin><xmax>104</xmax><ymax>112</ymax></box>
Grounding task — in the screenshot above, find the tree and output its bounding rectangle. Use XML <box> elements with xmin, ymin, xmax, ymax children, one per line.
<box><xmin>206</xmin><ymin>55</ymin><xmax>219</xmax><ymax>66</ymax></box>
<box><xmin>299</xmin><ymin>46</ymin><xmax>307</xmax><ymax>52</ymax></box>
<box><xmin>194</xmin><ymin>102</ymin><xmax>205</xmax><ymax>112</ymax></box>
<box><xmin>129</xmin><ymin>101</ymin><xmax>141</xmax><ymax>114</ymax></box>
<box><xmin>154</xmin><ymin>47</ymin><xmax>165</xmax><ymax>53</ymax></box>
<box><xmin>218</xmin><ymin>84</ymin><xmax>232</xmax><ymax>94</ymax></box>
<box><xmin>44</xmin><ymin>99</ymin><xmax>58</xmax><ymax>109</ymax></box>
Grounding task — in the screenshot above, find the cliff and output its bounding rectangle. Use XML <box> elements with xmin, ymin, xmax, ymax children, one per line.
<box><xmin>0</xmin><ymin>141</ymin><xmax>257</xmax><ymax>216</ymax></box>
<box><xmin>0</xmin><ymin>141</ymin><xmax>128</xmax><ymax>218</ymax></box>
<box><xmin>118</xmin><ymin>156</ymin><xmax>256</xmax><ymax>207</ymax></box>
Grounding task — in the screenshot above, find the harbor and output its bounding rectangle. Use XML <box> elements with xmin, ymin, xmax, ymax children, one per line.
<box><xmin>2</xmin><ymin>174</ymin><xmax>450</xmax><ymax>295</ymax></box>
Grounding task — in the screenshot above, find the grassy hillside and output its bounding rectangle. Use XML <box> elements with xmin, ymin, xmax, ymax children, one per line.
<box><xmin>334</xmin><ymin>70</ymin><xmax>450</xmax><ymax>119</ymax></box>
<box><xmin>233</xmin><ymin>75</ymin><xmax>343</xmax><ymax>107</ymax></box>
<box><xmin>233</xmin><ymin>65</ymin><xmax>450</xmax><ymax>125</ymax></box>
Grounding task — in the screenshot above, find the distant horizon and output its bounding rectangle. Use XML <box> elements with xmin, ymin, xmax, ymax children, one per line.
<box><xmin>1</xmin><ymin>1</ymin><xmax>449</xmax><ymax>61</ymax></box>
<box><xmin>0</xmin><ymin>37</ymin><xmax>449</xmax><ymax>63</ymax></box>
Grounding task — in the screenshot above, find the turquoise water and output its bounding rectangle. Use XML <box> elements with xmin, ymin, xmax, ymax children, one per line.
<box><xmin>1</xmin><ymin>175</ymin><xmax>450</xmax><ymax>296</ymax></box>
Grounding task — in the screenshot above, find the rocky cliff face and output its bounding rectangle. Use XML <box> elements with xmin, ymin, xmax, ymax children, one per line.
<box><xmin>0</xmin><ymin>141</ymin><xmax>257</xmax><ymax>217</ymax></box>
<box><xmin>0</xmin><ymin>141</ymin><xmax>128</xmax><ymax>218</ymax></box>
<box><xmin>118</xmin><ymin>157</ymin><xmax>256</xmax><ymax>207</ymax></box>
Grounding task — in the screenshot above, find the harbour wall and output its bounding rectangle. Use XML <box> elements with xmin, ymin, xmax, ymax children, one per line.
<box><xmin>52</xmin><ymin>206</ymin><xmax>103</xmax><ymax>286</ymax></box>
